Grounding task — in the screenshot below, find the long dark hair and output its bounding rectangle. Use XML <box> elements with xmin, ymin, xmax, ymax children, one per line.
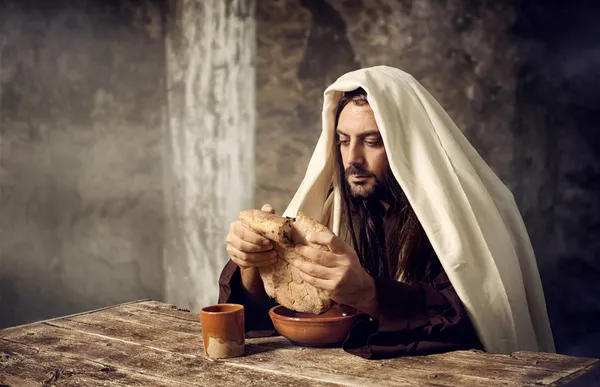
<box><xmin>334</xmin><ymin>88</ymin><xmax>437</xmax><ymax>284</ymax></box>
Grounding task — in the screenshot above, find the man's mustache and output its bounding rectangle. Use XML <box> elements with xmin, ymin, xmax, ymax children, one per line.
<box><xmin>345</xmin><ymin>165</ymin><xmax>374</xmax><ymax>178</ymax></box>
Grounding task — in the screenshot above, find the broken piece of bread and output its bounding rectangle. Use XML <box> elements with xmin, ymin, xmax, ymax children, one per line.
<box><xmin>238</xmin><ymin>210</ymin><xmax>333</xmax><ymax>314</ymax></box>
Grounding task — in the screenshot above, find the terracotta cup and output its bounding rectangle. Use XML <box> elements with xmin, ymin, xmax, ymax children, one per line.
<box><xmin>200</xmin><ymin>304</ymin><xmax>245</xmax><ymax>359</ymax></box>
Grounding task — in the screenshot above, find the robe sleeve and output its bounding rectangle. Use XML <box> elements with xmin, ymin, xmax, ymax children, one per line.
<box><xmin>342</xmin><ymin>269</ymin><xmax>483</xmax><ymax>359</ymax></box>
<box><xmin>218</xmin><ymin>259</ymin><xmax>278</xmax><ymax>338</ymax></box>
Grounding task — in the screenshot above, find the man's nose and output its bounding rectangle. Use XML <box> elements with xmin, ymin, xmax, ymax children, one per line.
<box><xmin>347</xmin><ymin>142</ymin><xmax>364</xmax><ymax>165</ymax></box>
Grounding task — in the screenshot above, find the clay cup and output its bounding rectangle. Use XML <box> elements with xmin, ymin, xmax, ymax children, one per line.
<box><xmin>200</xmin><ymin>304</ymin><xmax>245</xmax><ymax>359</ymax></box>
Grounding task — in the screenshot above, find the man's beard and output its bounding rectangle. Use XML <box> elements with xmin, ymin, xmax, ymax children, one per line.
<box><xmin>344</xmin><ymin>164</ymin><xmax>387</xmax><ymax>201</ymax></box>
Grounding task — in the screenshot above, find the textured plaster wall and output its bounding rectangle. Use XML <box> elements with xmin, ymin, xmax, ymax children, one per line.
<box><xmin>255</xmin><ymin>0</ymin><xmax>600</xmax><ymax>356</ymax></box>
<box><xmin>163</xmin><ymin>0</ymin><xmax>256</xmax><ymax>312</ymax></box>
<box><xmin>0</xmin><ymin>0</ymin><xmax>256</xmax><ymax>328</ymax></box>
<box><xmin>0</xmin><ymin>0</ymin><xmax>167</xmax><ymax>327</ymax></box>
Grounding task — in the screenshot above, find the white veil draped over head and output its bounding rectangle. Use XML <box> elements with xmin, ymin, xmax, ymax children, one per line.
<box><xmin>282</xmin><ymin>66</ymin><xmax>555</xmax><ymax>354</ymax></box>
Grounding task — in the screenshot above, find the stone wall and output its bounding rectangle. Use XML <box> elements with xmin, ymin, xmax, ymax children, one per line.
<box><xmin>0</xmin><ymin>0</ymin><xmax>166</xmax><ymax>327</ymax></box>
<box><xmin>0</xmin><ymin>0</ymin><xmax>257</xmax><ymax>327</ymax></box>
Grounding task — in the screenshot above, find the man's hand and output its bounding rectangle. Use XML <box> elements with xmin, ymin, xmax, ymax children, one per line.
<box><xmin>226</xmin><ymin>204</ymin><xmax>278</xmax><ymax>297</ymax></box>
<box><xmin>226</xmin><ymin>204</ymin><xmax>278</xmax><ymax>269</ymax></box>
<box><xmin>292</xmin><ymin>232</ymin><xmax>379</xmax><ymax>318</ymax></box>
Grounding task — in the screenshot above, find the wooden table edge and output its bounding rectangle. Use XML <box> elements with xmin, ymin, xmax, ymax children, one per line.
<box><xmin>0</xmin><ymin>299</ymin><xmax>153</xmax><ymax>331</ymax></box>
<box><xmin>552</xmin><ymin>359</ymin><xmax>600</xmax><ymax>386</ymax></box>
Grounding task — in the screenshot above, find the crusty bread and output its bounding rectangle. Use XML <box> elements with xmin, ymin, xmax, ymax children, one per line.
<box><xmin>238</xmin><ymin>210</ymin><xmax>333</xmax><ymax>314</ymax></box>
<box><xmin>290</xmin><ymin>212</ymin><xmax>330</xmax><ymax>250</ymax></box>
<box><xmin>238</xmin><ymin>210</ymin><xmax>293</xmax><ymax>245</ymax></box>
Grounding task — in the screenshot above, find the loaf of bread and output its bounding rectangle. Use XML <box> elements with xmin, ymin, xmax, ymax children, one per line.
<box><xmin>238</xmin><ymin>210</ymin><xmax>333</xmax><ymax>314</ymax></box>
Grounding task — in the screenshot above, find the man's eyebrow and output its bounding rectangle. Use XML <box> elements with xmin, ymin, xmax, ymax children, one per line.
<box><xmin>361</xmin><ymin>130</ymin><xmax>381</xmax><ymax>137</ymax></box>
<box><xmin>335</xmin><ymin>129</ymin><xmax>381</xmax><ymax>137</ymax></box>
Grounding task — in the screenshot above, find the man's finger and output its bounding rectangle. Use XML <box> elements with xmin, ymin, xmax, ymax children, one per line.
<box><xmin>232</xmin><ymin>256</ymin><xmax>278</xmax><ymax>268</ymax></box>
<box><xmin>261</xmin><ymin>204</ymin><xmax>275</xmax><ymax>214</ymax></box>
<box><xmin>306</xmin><ymin>232</ymin><xmax>346</xmax><ymax>254</ymax></box>
<box><xmin>232</xmin><ymin>221</ymin><xmax>272</xmax><ymax>246</ymax></box>
<box><xmin>228</xmin><ymin>244</ymin><xmax>278</xmax><ymax>266</ymax></box>
<box><xmin>295</xmin><ymin>245</ymin><xmax>337</xmax><ymax>267</ymax></box>
<box><xmin>291</xmin><ymin>259</ymin><xmax>332</xmax><ymax>280</ymax></box>
<box><xmin>298</xmin><ymin>271</ymin><xmax>335</xmax><ymax>292</ymax></box>
<box><xmin>231</xmin><ymin>256</ymin><xmax>277</xmax><ymax>268</ymax></box>
<box><xmin>227</xmin><ymin>232</ymin><xmax>272</xmax><ymax>253</ymax></box>
<box><xmin>235</xmin><ymin>248</ymin><xmax>278</xmax><ymax>263</ymax></box>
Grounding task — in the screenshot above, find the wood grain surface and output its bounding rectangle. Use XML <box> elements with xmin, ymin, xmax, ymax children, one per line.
<box><xmin>1</xmin><ymin>300</ymin><xmax>598</xmax><ymax>386</ymax></box>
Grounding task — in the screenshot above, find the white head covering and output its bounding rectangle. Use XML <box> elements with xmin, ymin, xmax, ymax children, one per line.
<box><xmin>283</xmin><ymin>66</ymin><xmax>555</xmax><ymax>354</ymax></box>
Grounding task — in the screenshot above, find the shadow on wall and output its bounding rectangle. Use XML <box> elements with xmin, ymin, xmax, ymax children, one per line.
<box><xmin>512</xmin><ymin>0</ymin><xmax>600</xmax><ymax>357</ymax></box>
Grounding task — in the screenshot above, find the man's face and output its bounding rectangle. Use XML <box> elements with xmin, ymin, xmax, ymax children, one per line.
<box><xmin>336</xmin><ymin>102</ymin><xmax>388</xmax><ymax>200</ymax></box>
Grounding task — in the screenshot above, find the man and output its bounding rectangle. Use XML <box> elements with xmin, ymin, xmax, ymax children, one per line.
<box><xmin>220</xmin><ymin>66</ymin><xmax>555</xmax><ymax>359</ymax></box>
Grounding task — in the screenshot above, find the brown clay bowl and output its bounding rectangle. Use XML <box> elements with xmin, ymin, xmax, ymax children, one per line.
<box><xmin>268</xmin><ymin>304</ymin><xmax>360</xmax><ymax>347</ymax></box>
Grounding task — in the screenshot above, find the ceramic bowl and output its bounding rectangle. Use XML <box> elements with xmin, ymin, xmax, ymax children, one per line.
<box><xmin>268</xmin><ymin>304</ymin><xmax>360</xmax><ymax>347</ymax></box>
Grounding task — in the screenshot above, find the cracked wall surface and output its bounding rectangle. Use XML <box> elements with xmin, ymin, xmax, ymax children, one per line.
<box><xmin>0</xmin><ymin>0</ymin><xmax>167</xmax><ymax>327</ymax></box>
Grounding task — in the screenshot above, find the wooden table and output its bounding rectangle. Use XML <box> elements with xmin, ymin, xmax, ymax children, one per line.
<box><xmin>1</xmin><ymin>300</ymin><xmax>598</xmax><ymax>386</ymax></box>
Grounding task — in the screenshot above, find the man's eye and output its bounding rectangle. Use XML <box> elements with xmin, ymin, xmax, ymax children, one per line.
<box><xmin>337</xmin><ymin>139</ymin><xmax>350</xmax><ymax>146</ymax></box>
<box><xmin>365</xmin><ymin>140</ymin><xmax>382</xmax><ymax>147</ymax></box>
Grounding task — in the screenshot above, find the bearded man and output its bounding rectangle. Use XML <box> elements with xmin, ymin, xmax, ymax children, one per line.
<box><xmin>219</xmin><ymin>66</ymin><xmax>555</xmax><ymax>359</ymax></box>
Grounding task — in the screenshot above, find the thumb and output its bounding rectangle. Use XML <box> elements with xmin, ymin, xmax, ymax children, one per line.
<box><xmin>261</xmin><ymin>204</ymin><xmax>276</xmax><ymax>214</ymax></box>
